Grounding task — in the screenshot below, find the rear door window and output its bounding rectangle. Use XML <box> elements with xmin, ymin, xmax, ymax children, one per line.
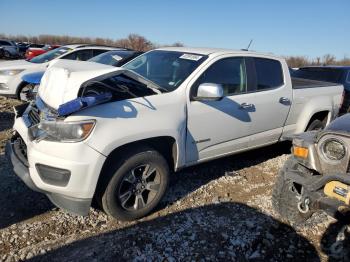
<box><xmin>253</xmin><ymin>58</ymin><xmax>284</xmax><ymax>90</ymax></box>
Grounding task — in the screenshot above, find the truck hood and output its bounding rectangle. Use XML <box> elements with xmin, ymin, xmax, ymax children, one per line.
<box><xmin>38</xmin><ymin>60</ymin><xmax>161</xmax><ymax>110</ymax></box>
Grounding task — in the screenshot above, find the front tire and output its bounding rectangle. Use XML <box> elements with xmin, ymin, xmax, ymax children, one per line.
<box><xmin>272</xmin><ymin>157</ymin><xmax>313</xmax><ymax>225</ymax></box>
<box><xmin>100</xmin><ymin>146</ymin><xmax>169</xmax><ymax>221</ymax></box>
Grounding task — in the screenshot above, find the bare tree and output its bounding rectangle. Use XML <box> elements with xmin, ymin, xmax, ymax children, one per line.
<box><xmin>285</xmin><ymin>56</ymin><xmax>310</xmax><ymax>68</ymax></box>
<box><xmin>322</xmin><ymin>54</ymin><xmax>336</xmax><ymax>65</ymax></box>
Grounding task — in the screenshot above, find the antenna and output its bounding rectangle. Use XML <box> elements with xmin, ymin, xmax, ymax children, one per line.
<box><xmin>241</xmin><ymin>39</ymin><xmax>253</xmax><ymax>51</ymax></box>
<box><xmin>246</xmin><ymin>39</ymin><xmax>253</xmax><ymax>50</ymax></box>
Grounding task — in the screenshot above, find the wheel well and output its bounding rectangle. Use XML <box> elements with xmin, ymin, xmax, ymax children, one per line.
<box><xmin>16</xmin><ymin>81</ymin><xmax>29</xmax><ymax>99</ymax></box>
<box><xmin>101</xmin><ymin>136</ymin><xmax>177</xmax><ymax>174</ymax></box>
<box><xmin>306</xmin><ymin>111</ymin><xmax>329</xmax><ymax>130</ymax></box>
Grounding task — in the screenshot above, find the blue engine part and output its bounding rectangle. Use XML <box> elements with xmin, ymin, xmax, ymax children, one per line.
<box><xmin>57</xmin><ymin>93</ymin><xmax>112</xmax><ymax>116</ymax></box>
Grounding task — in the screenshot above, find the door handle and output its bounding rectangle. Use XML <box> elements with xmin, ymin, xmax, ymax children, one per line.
<box><xmin>279</xmin><ymin>97</ymin><xmax>291</xmax><ymax>104</ymax></box>
<box><xmin>239</xmin><ymin>103</ymin><xmax>254</xmax><ymax>109</ymax></box>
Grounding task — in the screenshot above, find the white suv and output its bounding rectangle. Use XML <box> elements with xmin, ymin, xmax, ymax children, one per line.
<box><xmin>0</xmin><ymin>44</ymin><xmax>121</xmax><ymax>98</ymax></box>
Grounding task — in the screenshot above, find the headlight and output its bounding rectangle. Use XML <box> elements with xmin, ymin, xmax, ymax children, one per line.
<box><xmin>0</xmin><ymin>69</ymin><xmax>24</xmax><ymax>76</ymax></box>
<box><xmin>322</xmin><ymin>139</ymin><xmax>346</xmax><ymax>161</ymax></box>
<box><xmin>31</xmin><ymin>120</ymin><xmax>96</xmax><ymax>142</ymax></box>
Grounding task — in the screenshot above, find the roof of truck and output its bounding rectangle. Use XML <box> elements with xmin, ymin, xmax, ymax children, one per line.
<box><xmin>156</xmin><ymin>46</ymin><xmax>281</xmax><ymax>59</ymax></box>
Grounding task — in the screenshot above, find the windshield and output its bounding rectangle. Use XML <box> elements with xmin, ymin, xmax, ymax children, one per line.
<box><xmin>122</xmin><ymin>50</ymin><xmax>207</xmax><ymax>92</ymax></box>
<box><xmin>292</xmin><ymin>68</ymin><xmax>344</xmax><ymax>83</ymax></box>
<box><xmin>29</xmin><ymin>47</ymin><xmax>72</xmax><ymax>64</ymax></box>
<box><xmin>88</xmin><ymin>50</ymin><xmax>135</xmax><ymax>66</ymax></box>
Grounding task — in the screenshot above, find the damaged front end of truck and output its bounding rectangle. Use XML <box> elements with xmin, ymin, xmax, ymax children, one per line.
<box><xmin>6</xmin><ymin>60</ymin><xmax>163</xmax><ymax>215</ymax></box>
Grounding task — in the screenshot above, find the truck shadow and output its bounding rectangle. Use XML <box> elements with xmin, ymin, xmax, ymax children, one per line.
<box><xmin>29</xmin><ymin>202</ymin><xmax>320</xmax><ymax>261</ymax></box>
<box><xmin>0</xmin><ymin>153</ymin><xmax>53</xmax><ymax>229</ymax></box>
<box><xmin>160</xmin><ymin>141</ymin><xmax>291</xmax><ymax>209</ymax></box>
<box><xmin>321</xmin><ymin>217</ymin><xmax>350</xmax><ymax>261</ymax></box>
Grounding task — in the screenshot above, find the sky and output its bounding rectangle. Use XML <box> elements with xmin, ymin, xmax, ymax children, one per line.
<box><xmin>0</xmin><ymin>0</ymin><xmax>348</xmax><ymax>59</ymax></box>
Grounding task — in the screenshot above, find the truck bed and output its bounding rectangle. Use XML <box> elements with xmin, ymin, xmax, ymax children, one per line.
<box><xmin>292</xmin><ymin>77</ymin><xmax>340</xmax><ymax>89</ymax></box>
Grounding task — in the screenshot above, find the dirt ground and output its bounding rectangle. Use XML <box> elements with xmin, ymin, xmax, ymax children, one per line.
<box><xmin>0</xmin><ymin>96</ymin><xmax>349</xmax><ymax>261</ymax></box>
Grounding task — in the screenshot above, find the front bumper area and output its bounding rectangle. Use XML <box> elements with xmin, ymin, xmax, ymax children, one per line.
<box><xmin>5</xmin><ymin>137</ymin><xmax>97</xmax><ymax>216</ymax></box>
<box><xmin>5</xmin><ymin>141</ymin><xmax>42</xmax><ymax>193</ymax></box>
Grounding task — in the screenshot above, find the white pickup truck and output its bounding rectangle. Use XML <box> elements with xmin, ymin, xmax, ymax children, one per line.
<box><xmin>6</xmin><ymin>47</ymin><xmax>343</xmax><ymax>220</ymax></box>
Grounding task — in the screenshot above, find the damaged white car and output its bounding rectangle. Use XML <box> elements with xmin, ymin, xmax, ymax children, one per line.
<box><xmin>7</xmin><ymin>47</ymin><xmax>343</xmax><ymax>220</ymax></box>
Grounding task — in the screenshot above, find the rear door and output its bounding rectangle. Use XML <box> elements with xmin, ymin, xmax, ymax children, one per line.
<box><xmin>247</xmin><ymin>57</ymin><xmax>292</xmax><ymax>147</ymax></box>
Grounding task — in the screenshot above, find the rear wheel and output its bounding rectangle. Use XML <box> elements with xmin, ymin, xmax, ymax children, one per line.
<box><xmin>272</xmin><ymin>157</ymin><xmax>313</xmax><ymax>225</ymax></box>
<box><xmin>99</xmin><ymin>146</ymin><xmax>169</xmax><ymax>221</ymax></box>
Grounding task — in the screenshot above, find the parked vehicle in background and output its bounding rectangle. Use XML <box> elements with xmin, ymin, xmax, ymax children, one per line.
<box><xmin>273</xmin><ymin>113</ymin><xmax>350</xmax><ymax>227</ymax></box>
<box><xmin>25</xmin><ymin>44</ymin><xmax>61</xmax><ymax>60</ymax></box>
<box><xmin>292</xmin><ymin>66</ymin><xmax>350</xmax><ymax>115</ymax></box>
<box><xmin>6</xmin><ymin>47</ymin><xmax>344</xmax><ymax>221</ymax></box>
<box><xmin>17</xmin><ymin>43</ymin><xmax>46</xmax><ymax>56</ymax></box>
<box><xmin>0</xmin><ymin>44</ymin><xmax>123</xmax><ymax>99</ymax></box>
<box><xmin>0</xmin><ymin>39</ymin><xmax>19</xmax><ymax>58</ymax></box>
<box><xmin>88</xmin><ymin>49</ymin><xmax>143</xmax><ymax>66</ymax></box>
<box><xmin>19</xmin><ymin>49</ymin><xmax>142</xmax><ymax>101</ymax></box>
<box><xmin>17</xmin><ymin>42</ymin><xmax>30</xmax><ymax>57</ymax></box>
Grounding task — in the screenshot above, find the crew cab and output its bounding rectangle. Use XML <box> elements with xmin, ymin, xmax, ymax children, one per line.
<box><xmin>6</xmin><ymin>47</ymin><xmax>344</xmax><ymax>221</ymax></box>
<box><xmin>0</xmin><ymin>44</ymin><xmax>122</xmax><ymax>99</ymax></box>
<box><xmin>292</xmin><ymin>66</ymin><xmax>350</xmax><ymax>115</ymax></box>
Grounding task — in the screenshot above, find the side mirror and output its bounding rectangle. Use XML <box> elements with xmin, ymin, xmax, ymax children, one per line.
<box><xmin>195</xmin><ymin>83</ymin><xmax>224</xmax><ymax>101</ymax></box>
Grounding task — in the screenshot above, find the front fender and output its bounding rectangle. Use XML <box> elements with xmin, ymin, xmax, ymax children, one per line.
<box><xmin>69</xmin><ymin>92</ymin><xmax>188</xmax><ymax>169</ymax></box>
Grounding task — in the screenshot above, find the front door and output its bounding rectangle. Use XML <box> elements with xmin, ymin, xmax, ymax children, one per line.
<box><xmin>186</xmin><ymin>56</ymin><xmax>256</xmax><ymax>163</ymax></box>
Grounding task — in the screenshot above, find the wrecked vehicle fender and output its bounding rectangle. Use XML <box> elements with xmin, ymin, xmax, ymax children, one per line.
<box><xmin>67</xmin><ymin>90</ymin><xmax>187</xmax><ymax>170</ymax></box>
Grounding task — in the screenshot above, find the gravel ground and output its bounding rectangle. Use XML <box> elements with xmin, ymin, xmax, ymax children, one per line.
<box><xmin>0</xmin><ymin>96</ymin><xmax>349</xmax><ymax>261</ymax></box>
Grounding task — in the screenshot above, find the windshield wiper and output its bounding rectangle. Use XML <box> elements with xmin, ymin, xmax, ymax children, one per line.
<box><xmin>116</xmin><ymin>75</ymin><xmax>168</xmax><ymax>93</ymax></box>
<box><xmin>122</xmin><ymin>71</ymin><xmax>168</xmax><ymax>93</ymax></box>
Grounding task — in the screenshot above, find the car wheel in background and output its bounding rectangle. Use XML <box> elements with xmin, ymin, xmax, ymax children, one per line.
<box><xmin>3</xmin><ymin>50</ymin><xmax>12</xmax><ymax>59</ymax></box>
<box><xmin>18</xmin><ymin>83</ymin><xmax>38</xmax><ymax>102</ymax></box>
